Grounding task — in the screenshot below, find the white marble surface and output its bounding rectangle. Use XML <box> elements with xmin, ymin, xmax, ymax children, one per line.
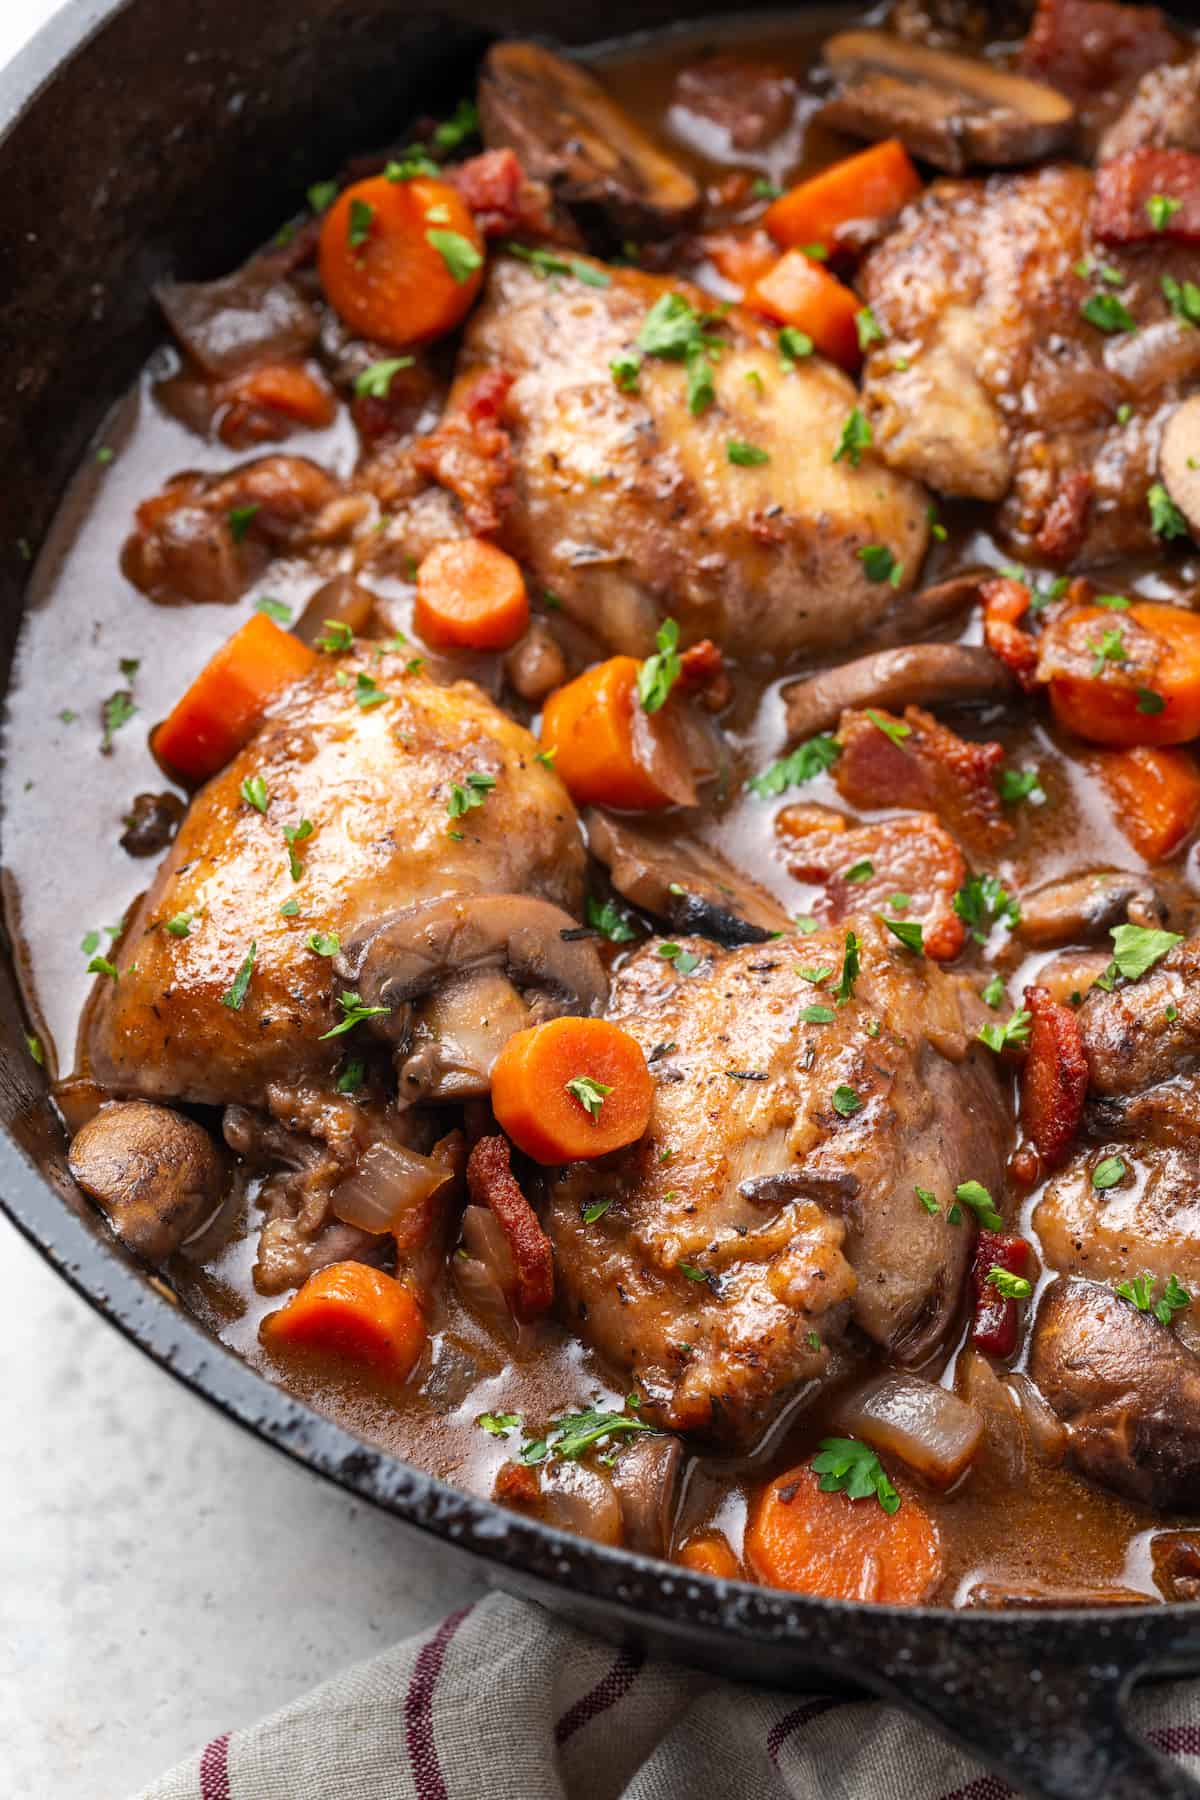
<box><xmin>0</xmin><ymin>8</ymin><xmax>484</xmax><ymax>1796</ymax></box>
<box><xmin>0</xmin><ymin>1222</ymin><xmax>488</xmax><ymax>1799</ymax></box>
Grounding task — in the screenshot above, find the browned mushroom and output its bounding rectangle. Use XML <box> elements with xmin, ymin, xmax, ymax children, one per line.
<box><xmin>478</xmin><ymin>42</ymin><xmax>701</xmax><ymax>240</ymax></box>
<box><xmin>819</xmin><ymin>29</ymin><xmax>1076</xmax><ymax>174</ymax></box>
<box><xmin>584</xmin><ymin>809</ymin><xmax>791</xmax><ymax>945</ymax></box>
<box><xmin>293</xmin><ymin>574</ymin><xmax>380</xmax><ymax>648</ymax></box>
<box><xmin>1016</xmin><ymin>869</ymin><xmax>1169</xmax><ymax>948</ymax></box>
<box><xmin>611</xmin><ymin>1433</ymin><xmax>683</xmax><ymax>1557</ymax></box>
<box><xmin>120</xmin><ymin>790</ymin><xmax>185</xmax><ymax>857</ymax></box>
<box><xmin>69</xmin><ymin>1100</ymin><xmax>228</xmax><ymax>1263</ymax></box>
<box><xmin>782</xmin><ymin>643</ymin><xmax>1012</xmax><ymax>743</ymax></box>
<box><xmin>1159</xmin><ymin>395</ymin><xmax>1200</xmax><ymax>543</ymax></box>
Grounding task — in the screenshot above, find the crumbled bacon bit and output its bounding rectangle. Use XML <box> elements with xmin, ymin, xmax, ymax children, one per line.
<box><xmin>447</xmin><ymin>147</ymin><xmax>576</xmax><ymax>245</ymax></box>
<box><xmin>677</xmin><ymin>638</ymin><xmax>732</xmax><ymax>710</ymax></box>
<box><xmin>1036</xmin><ymin>469</ymin><xmax>1093</xmax><ymax>565</ymax></box>
<box><xmin>412</xmin><ymin>368</ymin><xmax>515</xmax><ymax>535</ymax></box>
<box><xmin>467</xmin><ymin>1134</ymin><xmax>554</xmax><ymax>1320</ymax></box>
<box><xmin>834</xmin><ymin>705</ymin><xmax>1011</xmax><ymax>855</ymax></box>
<box><xmin>982</xmin><ymin>577</ymin><xmax>1040</xmax><ymax>693</ymax></box>
<box><xmin>1092</xmin><ymin>148</ymin><xmax>1200</xmax><ymax>245</ymax></box>
<box><xmin>493</xmin><ymin>1459</ymin><xmax>542</xmax><ymax>1512</ymax></box>
<box><xmin>1020</xmin><ymin>0</ymin><xmax>1177</xmax><ymax>107</ymax></box>
<box><xmin>1020</xmin><ymin>985</ymin><xmax>1089</xmax><ymax>1170</ymax></box>
<box><xmin>215</xmin><ymin>361</ymin><xmax>337</xmax><ymax>450</ymax></box>
<box><xmin>970</xmin><ymin>1230</ymin><xmax>1031</xmax><ymax>1358</ymax></box>
<box><xmin>782</xmin><ymin>812</ymin><xmax>968</xmax><ymax>962</ymax></box>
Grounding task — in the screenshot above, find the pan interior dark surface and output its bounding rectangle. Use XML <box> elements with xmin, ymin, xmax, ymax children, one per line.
<box><xmin>5</xmin><ymin>4</ymin><xmax>1200</xmax><ymax>1797</ymax></box>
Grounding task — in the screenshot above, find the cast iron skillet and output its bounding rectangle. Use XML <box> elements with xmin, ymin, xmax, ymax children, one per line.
<box><xmin>4</xmin><ymin>2</ymin><xmax>1200</xmax><ymax>1792</ymax></box>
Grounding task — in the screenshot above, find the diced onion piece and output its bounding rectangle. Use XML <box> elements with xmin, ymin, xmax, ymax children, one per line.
<box><xmin>454</xmin><ymin>1204</ymin><xmax>521</xmax><ymax>1340</ymax></box>
<box><xmin>330</xmin><ymin>1138</ymin><xmax>453</xmax><ymax>1236</ymax></box>
<box><xmin>831</xmin><ymin>1369</ymin><xmax>982</xmax><ymax>1488</ymax></box>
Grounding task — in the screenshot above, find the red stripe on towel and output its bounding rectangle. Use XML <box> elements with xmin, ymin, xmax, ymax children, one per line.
<box><xmin>766</xmin><ymin>1697</ymin><xmax>846</xmax><ymax>1766</ymax></box>
<box><xmin>198</xmin><ymin>1733</ymin><xmax>231</xmax><ymax>1800</ymax></box>
<box><xmin>404</xmin><ymin>1605</ymin><xmax>473</xmax><ymax>1800</ymax></box>
<box><xmin>554</xmin><ymin>1646</ymin><xmax>644</xmax><ymax>1747</ymax></box>
<box><xmin>938</xmin><ymin>1777</ymin><xmax>1014</xmax><ymax>1799</ymax></box>
<box><xmin>1150</xmin><ymin>1724</ymin><xmax>1200</xmax><ymax>1758</ymax></box>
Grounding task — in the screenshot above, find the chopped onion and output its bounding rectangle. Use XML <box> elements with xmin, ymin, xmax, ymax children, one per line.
<box><xmin>330</xmin><ymin>1138</ymin><xmax>452</xmax><ymax>1236</ymax></box>
<box><xmin>455</xmin><ymin>1205</ymin><xmax>521</xmax><ymax>1341</ymax></box>
<box><xmin>831</xmin><ymin>1369</ymin><xmax>982</xmax><ymax>1488</ymax></box>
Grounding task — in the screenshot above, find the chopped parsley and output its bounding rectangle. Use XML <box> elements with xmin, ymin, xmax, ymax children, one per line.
<box><xmin>25</xmin><ymin>1033</ymin><xmax>44</xmax><ymax>1066</ymax></box>
<box><xmin>834</xmin><ymin>929</ymin><xmax>860</xmax><ymax>1004</ymax></box>
<box><xmin>384</xmin><ymin>149</ymin><xmax>440</xmax><ymax>181</ymax></box>
<box><xmin>752</xmin><ymin>176</ymin><xmax>782</xmax><ymax>200</ymax></box>
<box><xmin>1137</xmin><ymin>686</ymin><xmax>1166</xmax><ymax>715</ymax></box>
<box><xmin>883</xmin><ymin>917</ymin><xmax>924</xmax><ymax>953</ymax></box>
<box><xmin>164</xmin><ymin>913</ymin><xmax>193</xmax><ymax>938</ymax></box>
<box><xmin>982</xmin><ymin>974</ymin><xmax>1006</xmax><ymax>1009</ymax></box>
<box><xmin>1149</xmin><ymin>481</ymin><xmax>1189</xmax><ymax>540</ymax></box>
<box><xmin>610</xmin><ymin>352</ymin><xmax>641</xmax><ymax>392</ymax></box>
<box><xmin>427</xmin><ymin>229</ymin><xmax>483</xmax><ymax>283</ymax></box>
<box><xmin>335</xmin><ymin>1058</ymin><xmax>366</xmax><ymax>1094</ymax></box>
<box><xmin>831</xmin><ymin>1084</ymin><xmax>862</xmax><ymax>1117</ymax></box>
<box><xmin>978</xmin><ymin>1008</ymin><xmax>1032</xmax><ymax>1053</ymax></box>
<box><xmin>635</xmin><ymin>292</ymin><xmax>723</xmax><ymax>417</ymax></box>
<box><xmin>778</xmin><ymin>326</ymin><xmax>813</xmax><ymax>368</ymax></box>
<box><xmin>219</xmin><ymin>941</ymin><xmax>256</xmax><ymax>1011</ymax></box>
<box><xmin>477</xmin><ymin>1410</ymin><xmax>521</xmax><ymax>1438</ymax></box>
<box><xmin>858</xmin><ymin>544</ymin><xmax>901</xmax><ymax>586</ymax></box>
<box><xmin>316</xmin><ymin>619</ymin><xmax>355</xmax><ymax>655</ymax></box>
<box><xmin>659</xmin><ymin>941</ymin><xmax>701</xmax><ymax>976</ymax></box>
<box><xmin>504</xmin><ymin>241</ymin><xmax>610</xmax><ymax>288</ymax></box>
<box><xmin>1147</xmin><ymin>193</ymin><xmax>1183</xmax><ymax>231</ymax></box>
<box><xmin>307</xmin><ymin>179</ymin><xmax>338</xmax><ymax>213</ymax></box>
<box><xmin>1081</xmin><ymin>292</ymin><xmax>1135</xmax><ymax>333</ymax></box>
<box><xmin>240</xmin><ymin>773</ymin><xmax>269</xmax><ymax>814</ymax></box>
<box><xmin>747</xmin><ymin>732</ymin><xmax>840</xmax><ymax>798</ymax></box>
<box><xmin>1162</xmin><ymin>273</ymin><xmax>1200</xmax><ymax>327</ymax></box>
<box><xmin>915</xmin><ymin>1186</ymin><xmax>940</xmax><ymax>1216</ymax></box>
<box><xmin>800</xmin><ymin>1004</ymin><xmax>836</xmax><ymax>1024</ymax></box>
<box><xmin>833</xmin><ymin>407</ymin><xmax>872</xmax><ymax>467</ymax></box>
<box><xmin>843</xmin><ymin>858</ymin><xmax>874</xmax><ymax>883</ymax></box>
<box><xmin>354</xmin><ymin>357</ymin><xmax>414</xmax><ymax>398</ymax></box>
<box><xmin>1117</xmin><ymin>402</ymin><xmax>1133</xmax><ymax>424</ymax></box>
<box><xmin>953</xmin><ymin>872</ymin><xmax>1020</xmax><ymax>943</ymax></box>
<box><xmin>1109</xmin><ymin>921</ymin><xmax>1182</xmax><ymax>981</ymax></box>
<box><xmin>520</xmin><ymin>1402</ymin><xmax>651</xmax><ymax>1465</ymax></box>
<box><xmin>307</xmin><ymin>930</ymin><xmax>340</xmax><ymax>957</ymax></box>
<box><xmin>955</xmin><ymin>1179</ymin><xmax>1003</xmax><ymax>1230</ymax></box>
<box><xmin>585</xmin><ymin>895</ymin><xmax>637</xmax><ymax>943</ymax></box>
<box><xmin>282</xmin><ymin>818</ymin><xmax>314</xmax><ymax>881</ymax></box>
<box><xmin>1090</xmin><ymin>625</ymin><xmax>1128</xmax><ymax>675</ymax></box>
<box><xmin>279</xmin><ymin>899</ymin><xmax>300</xmax><ymax>918</ymax></box>
<box><xmin>347</xmin><ymin>198</ymin><xmax>374</xmax><ymax>248</ymax></box>
<box><xmin>582</xmin><ymin>1197</ymin><xmax>613</xmax><ymax>1224</ymax></box>
<box><xmin>432</xmin><ymin>97</ymin><xmax>479</xmax><ymax>149</ymax></box>
<box><xmin>811</xmin><ymin>1437</ymin><xmax>900</xmax><ymax>1514</ymax></box>
<box><xmin>987</xmin><ymin>1266</ymin><xmax>1032</xmax><ymax>1300</ymax></box>
<box><xmin>355</xmin><ymin>671</ymin><xmax>390</xmax><ymax>710</ymax></box>
<box><xmin>447</xmin><ymin>770</ymin><xmax>496</xmax><ymax>822</ymax></box>
<box><xmin>1093</xmin><ymin>1155</ymin><xmax>1127</xmax><ymax>1190</ymax></box>
<box><xmin>228</xmin><ymin>503</ymin><xmax>259</xmax><ymax>544</ymax></box>
<box><xmin>727</xmin><ymin>440</ymin><xmax>770</xmax><ymax>466</ymax></box>
<box><xmin>866</xmin><ymin>709</ymin><xmax>910</xmax><ymax>748</ymax></box>
<box><xmin>855</xmin><ymin>306</ymin><xmax>885</xmax><ymax>351</ymax></box>
<box><xmin>927</xmin><ymin>502</ymin><xmax>947</xmax><ymax>542</ymax></box>
<box><xmin>998</xmin><ymin>766</ymin><xmax>1043</xmax><ymax>805</ymax></box>
<box><xmin>565</xmin><ymin>1074</ymin><xmax>612</xmax><ymax>1120</ymax></box>
<box><xmin>87</xmin><ymin>954</ymin><xmax>119</xmax><ymax>980</ymax></box>
<box><xmin>1116</xmin><ymin>1271</ymin><xmax>1191</xmax><ymax>1325</ymax></box>
<box><xmin>636</xmin><ymin>618</ymin><xmax>683</xmax><ymax>714</ymax></box>
<box><xmin>255</xmin><ymin>596</ymin><xmax>293</xmax><ymax>624</ymax></box>
<box><xmin>320</xmin><ymin>990</ymin><xmax>391</xmax><ymax>1039</ymax></box>
<box><xmin>100</xmin><ymin>690</ymin><xmax>136</xmax><ymax>753</ymax></box>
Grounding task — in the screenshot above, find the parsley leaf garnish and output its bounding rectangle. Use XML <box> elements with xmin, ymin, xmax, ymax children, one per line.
<box><xmin>1149</xmin><ymin>481</ymin><xmax>1189</xmax><ymax>540</ymax></box>
<box><xmin>228</xmin><ymin>503</ymin><xmax>259</xmax><ymax>544</ymax></box>
<box><xmin>727</xmin><ymin>440</ymin><xmax>770</xmax><ymax>466</ymax></box>
<box><xmin>504</xmin><ymin>240</ymin><xmax>610</xmax><ymax>288</ymax></box>
<box><xmin>1109</xmin><ymin>921</ymin><xmax>1182</xmax><ymax>981</ymax></box>
<box><xmin>240</xmin><ymin>773</ymin><xmax>269</xmax><ymax>814</ymax></box>
<box><xmin>987</xmin><ymin>1265</ymin><xmax>1032</xmax><ymax>1299</ymax></box>
<box><xmin>866</xmin><ymin>708</ymin><xmax>911</xmax><ymax>747</ymax></box>
<box><xmin>955</xmin><ymin>1179</ymin><xmax>1003</xmax><ymax>1229</ymax></box>
<box><xmin>586</xmin><ymin>895</ymin><xmax>637</xmax><ymax>943</ymax></box>
<box><xmin>220</xmin><ymin>941</ymin><xmax>256</xmax><ymax>1011</ymax></box>
<box><xmin>565</xmin><ymin>1074</ymin><xmax>612</xmax><ymax>1119</ymax></box>
<box><xmin>520</xmin><ymin>1402</ymin><xmax>651</xmax><ymax>1465</ymax></box>
<box><xmin>1093</xmin><ymin>1155</ymin><xmax>1127</xmax><ymax>1190</ymax></box>
<box><xmin>778</xmin><ymin>326</ymin><xmax>813</xmax><ymax>368</ymax></box>
<box><xmin>320</xmin><ymin>990</ymin><xmax>391</xmax><ymax>1039</ymax></box>
<box><xmin>811</xmin><ymin>1437</ymin><xmax>900</xmax><ymax>1514</ymax></box>
<box><xmin>883</xmin><ymin>917</ymin><xmax>924</xmax><ymax>953</ymax></box>
<box><xmin>354</xmin><ymin>357</ymin><xmax>414</xmax><ymax>398</ymax></box>
<box><xmin>747</xmin><ymin>732</ymin><xmax>840</xmax><ymax>798</ymax></box>
<box><xmin>355</xmin><ymin>671</ymin><xmax>390</xmax><ymax>710</ymax></box>
<box><xmin>427</xmin><ymin>229</ymin><xmax>482</xmax><ymax>284</ymax></box>
<box><xmin>1147</xmin><ymin>193</ymin><xmax>1182</xmax><ymax>231</ymax></box>
<box><xmin>953</xmin><ymin>873</ymin><xmax>1020</xmax><ymax>943</ymax></box>
<box><xmin>307</xmin><ymin>179</ymin><xmax>338</xmax><ymax>213</ymax></box>
<box><xmin>858</xmin><ymin>544</ymin><xmax>900</xmax><ymax>585</ymax></box>
<box><xmin>659</xmin><ymin>941</ymin><xmax>701</xmax><ymax>976</ymax></box>
<box><xmin>832</xmin><ymin>1084</ymin><xmax>862</xmax><ymax>1117</ymax></box>
<box><xmin>335</xmin><ymin>1058</ymin><xmax>365</xmax><ymax>1094</ymax></box>
<box><xmin>164</xmin><ymin>913</ymin><xmax>192</xmax><ymax>938</ymax></box>
<box><xmin>255</xmin><ymin>595</ymin><xmax>293</xmax><ymax>624</ymax></box>
<box><xmin>636</xmin><ymin>617</ymin><xmax>683</xmax><ymax>714</ymax></box>
<box><xmin>307</xmin><ymin>930</ymin><xmax>340</xmax><ymax>957</ymax></box>
<box><xmin>834</xmin><ymin>929</ymin><xmax>860</xmax><ymax>1004</ymax></box>
<box><xmin>1081</xmin><ymin>292</ymin><xmax>1135</xmax><ymax>334</ymax></box>
<box><xmin>100</xmin><ymin>690</ymin><xmax>136</xmax><ymax>753</ymax></box>
<box><xmin>833</xmin><ymin>407</ymin><xmax>872</xmax><ymax>467</ymax></box>
<box><xmin>998</xmin><ymin>766</ymin><xmax>1043</xmax><ymax>805</ymax></box>
<box><xmin>432</xmin><ymin>97</ymin><xmax>479</xmax><ymax>149</ymax></box>
<box><xmin>855</xmin><ymin>306</ymin><xmax>885</xmax><ymax>351</ymax></box>
<box><xmin>1162</xmin><ymin>273</ymin><xmax>1200</xmax><ymax>327</ymax></box>
<box><xmin>610</xmin><ymin>352</ymin><xmax>641</xmax><ymax>392</ymax></box>
<box><xmin>978</xmin><ymin>1008</ymin><xmax>1031</xmax><ymax>1053</ymax></box>
<box><xmin>347</xmin><ymin>198</ymin><xmax>374</xmax><ymax>248</ymax></box>
<box><xmin>282</xmin><ymin>817</ymin><xmax>314</xmax><ymax>880</ymax></box>
<box><xmin>477</xmin><ymin>1411</ymin><xmax>522</xmax><ymax>1438</ymax></box>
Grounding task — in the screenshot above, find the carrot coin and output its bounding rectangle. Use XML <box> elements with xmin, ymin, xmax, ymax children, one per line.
<box><xmin>414</xmin><ymin>538</ymin><xmax>530</xmax><ymax>650</ymax></box>
<box><xmin>261</xmin><ymin>1262</ymin><xmax>426</xmax><ymax>1383</ymax></box>
<box><xmin>318</xmin><ymin>174</ymin><xmax>484</xmax><ymax>348</ymax></box>
<box><xmin>745</xmin><ymin>1463</ymin><xmax>942</xmax><ymax>1603</ymax></box>
<box><xmin>490</xmin><ymin>1017</ymin><xmax>654</xmax><ymax>1164</ymax></box>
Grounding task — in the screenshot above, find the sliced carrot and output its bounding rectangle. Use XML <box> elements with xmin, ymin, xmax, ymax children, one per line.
<box><xmin>490</xmin><ymin>1016</ymin><xmax>654</xmax><ymax>1164</ymax></box>
<box><xmin>1046</xmin><ymin>602</ymin><xmax>1200</xmax><ymax>747</ymax></box>
<box><xmin>217</xmin><ymin>362</ymin><xmax>337</xmax><ymax>447</ymax></box>
<box><xmin>746</xmin><ymin>251</ymin><xmax>863</xmax><ymax>371</ymax></box>
<box><xmin>1092</xmin><ymin>744</ymin><xmax>1200</xmax><ymax>862</ymax></box>
<box><xmin>764</xmin><ymin>139</ymin><xmax>922</xmax><ymax>255</ymax></box>
<box><xmin>318</xmin><ymin>174</ymin><xmax>485</xmax><ymax>349</ymax></box>
<box><xmin>700</xmin><ymin>228</ymin><xmax>780</xmax><ymax>294</ymax></box>
<box><xmin>261</xmin><ymin>1261</ymin><xmax>426</xmax><ymax>1382</ymax></box>
<box><xmin>414</xmin><ymin>537</ymin><xmax>530</xmax><ymax>650</ymax></box>
<box><xmin>745</xmin><ymin>1463</ymin><xmax>941</xmax><ymax>1604</ymax></box>
<box><xmin>679</xmin><ymin>1534</ymin><xmax>742</xmax><ymax>1580</ymax></box>
<box><xmin>151</xmin><ymin>612</ymin><xmax>317</xmax><ymax>786</ymax></box>
<box><xmin>539</xmin><ymin>656</ymin><xmax>694</xmax><ymax>811</ymax></box>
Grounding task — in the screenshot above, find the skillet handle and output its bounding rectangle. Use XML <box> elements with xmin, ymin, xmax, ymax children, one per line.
<box><xmin>880</xmin><ymin>1637</ymin><xmax>1200</xmax><ymax>1800</ymax></box>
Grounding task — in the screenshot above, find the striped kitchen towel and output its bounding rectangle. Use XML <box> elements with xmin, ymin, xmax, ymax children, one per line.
<box><xmin>133</xmin><ymin>1590</ymin><xmax>1199</xmax><ymax>1800</ymax></box>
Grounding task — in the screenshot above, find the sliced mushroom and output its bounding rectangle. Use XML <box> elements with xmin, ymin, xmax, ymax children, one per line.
<box><xmin>1017</xmin><ymin>869</ymin><xmax>1168</xmax><ymax>949</ymax></box>
<box><xmin>819</xmin><ymin>29</ymin><xmax>1076</xmax><ymax>174</ymax></box>
<box><xmin>478</xmin><ymin>42</ymin><xmax>701</xmax><ymax>240</ymax></box>
<box><xmin>540</xmin><ymin>1460</ymin><xmax>623</xmax><ymax>1546</ymax></box>
<box><xmin>585</xmin><ymin>809</ymin><xmax>790</xmax><ymax>945</ymax></box>
<box><xmin>782</xmin><ymin>643</ymin><xmax>1012</xmax><ymax>743</ymax></box>
<box><xmin>156</xmin><ymin>254</ymin><xmax>319</xmax><ymax>379</ymax></box>
<box><xmin>120</xmin><ymin>790</ymin><xmax>185</xmax><ymax>857</ymax></box>
<box><xmin>963</xmin><ymin>1580</ymin><xmax>1152</xmax><ymax>1609</ymax></box>
<box><xmin>1030</xmin><ymin>1277</ymin><xmax>1200</xmax><ymax>1511</ymax></box>
<box><xmin>293</xmin><ymin>574</ymin><xmax>380</xmax><ymax>648</ymax></box>
<box><xmin>871</xmin><ymin>570</ymin><xmax>994</xmax><ymax>648</ymax></box>
<box><xmin>69</xmin><ymin>1100</ymin><xmax>228</xmax><ymax>1263</ymax></box>
<box><xmin>1159</xmin><ymin>395</ymin><xmax>1200</xmax><ymax>544</ymax></box>
<box><xmin>336</xmin><ymin>894</ymin><xmax>607</xmax><ymax>1102</ymax></box>
<box><xmin>611</xmin><ymin>1433</ymin><xmax>683</xmax><ymax>1557</ymax></box>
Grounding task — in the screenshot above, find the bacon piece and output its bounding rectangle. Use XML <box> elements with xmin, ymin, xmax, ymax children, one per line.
<box><xmin>970</xmin><ymin>1230</ymin><xmax>1031</xmax><ymax>1358</ymax></box>
<box><xmin>467</xmin><ymin>1134</ymin><xmax>554</xmax><ymax>1320</ymax></box>
<box><xmin>677</xmin><ymin>637</ymin><xmax>732</xmax><ymax>710</ymax></box>
<box><xmin>1092</xmin><ymin>148</ymin><xmax>1200</xmax><ymax>245</ymax></box>
<box><xmin>1036</xmin><ymin>470</ymin><xmax>1093</xmax><ymax>564</ymax></box>
<box><xmin>833</xmin><ymin>705</ymin><xmax>1010</xmax><ymax>855</ymax></box>
<box><xmin>447</xmin><ymin>148</ymin><xmax>575</xmax><ymax>244</ymax></box>
<box><xmin>778</xmin><ymin>811</ymin><xmax>968</xmax><ymax>961</ymax></box>
<box><xmin>493</xmin><ymin>1459</ymin><xmax>542</xmax><ymax>1512</ymax></box>
<box><xmin>1020</xmin><ymin>0</ymin><xmax>1178</xmax><ymax>108</ymax></box>
<box><xmin>981</xmin><ymin>577</ymin><xmax>1039</xmax><ymax>693</ymax></box>
<box><xmin>412</xmin><ymin>367</ymin><xmax>515</xmax><ymax>536</ymax></box>
<box><xmin>1020</xmin><ymin>985</ymin><xmax>1089</xmax><ymax>1170</ymax></box>
<box><xmin>350</xmin><ymin>357</ymin><xmax>439</xmax><ymax>448</ymax></box>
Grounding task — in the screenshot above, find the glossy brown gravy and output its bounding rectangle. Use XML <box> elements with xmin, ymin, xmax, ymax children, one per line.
<box><xmin>7</xmin><ymin>7</ymin><xmax>1200</xmax><ymax>1605</ymax></box>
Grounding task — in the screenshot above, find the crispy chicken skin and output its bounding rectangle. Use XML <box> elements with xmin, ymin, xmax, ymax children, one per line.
<box><xmin>85</xmin><ymin>656</ymin><xmax>583</xmax><ymax>1106</ymax></box>
<box><xmin>451</xmin><ymin>254</ymin><xmax>930</xmax><ymax>660</ymax></box>
<box><xmin>859</xmin><ymin>165</ymin><xmax>1200</xmax><ymax>562</ymax></box>
<box><xmin>548</xmin><ymin>922</ymin><xmax>1009</xmax><ymax>1446</ymax></box>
